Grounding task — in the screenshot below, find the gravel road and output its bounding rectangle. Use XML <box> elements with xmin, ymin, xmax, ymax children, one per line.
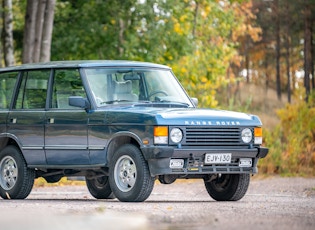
<box><xmin>0</xmin><ymin>176</ymin><xmax>314</xmax><ymax>230</ymax></box>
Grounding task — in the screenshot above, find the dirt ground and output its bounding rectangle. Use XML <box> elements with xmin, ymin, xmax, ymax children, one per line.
<box><xmin>0</xmin><ymin>176</ymin><xmax>314</xmax><ymax>230</ymax></box>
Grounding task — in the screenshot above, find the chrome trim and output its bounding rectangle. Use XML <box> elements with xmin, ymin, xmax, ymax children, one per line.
<box><xmin>45</xmin><ymin>145</ymin><xmax>88</xmax><ymax>150</ymax></box>
<box><xmin>88</xmin><ymin>145</ymin><xmax>105</xmax><ymax>150</ymax></box>
<box><xmin>22</xmin><ymin>146</ymin><xmax>44</xmax><ymax>150</ymax></box>
<box><xmin>44</xmin><ymin>145</ymin><xmax>105</xmax><ymax>150</ymax></box>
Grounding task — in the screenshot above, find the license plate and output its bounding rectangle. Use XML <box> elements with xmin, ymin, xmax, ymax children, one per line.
<box><xmin>205</xmin><ymin>153</ymin><xmax>232</xmax><ymax>164</ymax></box>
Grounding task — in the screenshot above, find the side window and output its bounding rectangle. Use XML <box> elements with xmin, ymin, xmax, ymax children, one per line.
<box><xmin>15</xmin><ymin>70</ymin><xmax>50</xmax><ymax>109</ymax></box>
<box><xmin>51</xmin><ymin>69</ymin><xmax>86</xmax><ymax>109</ymax></box>
<box><xmin>0</xmin><ymin>72</ymin><xmax>19</xmax><ymax>109</ymax></box>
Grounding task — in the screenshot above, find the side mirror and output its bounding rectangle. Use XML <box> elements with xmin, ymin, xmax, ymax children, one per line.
<box><xmin>191</xmin><ymin>97</ymin><xmax>198</xmax><ymax>107</ymax></box>
<box><xmin>69</xmin><ymin>96</ymin><xmax>90</xmax><ymax>109</ymax></box>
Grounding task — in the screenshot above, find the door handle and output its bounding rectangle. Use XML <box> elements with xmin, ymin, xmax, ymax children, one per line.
<box><xmin>10</xmin><ymin>118</ymin><xmax>17</xmax><ymax>124</ymax></box>
<box><xmin>48</xmin><ymin>118</ymin><xmax>55</xmax><ymax>124</ymax></box>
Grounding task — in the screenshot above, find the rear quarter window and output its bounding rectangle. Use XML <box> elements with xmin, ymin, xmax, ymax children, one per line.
<box><xmin>0</xmin><ymin>71</ymin><xmax>19</xmax><ymax>109</ymax></box>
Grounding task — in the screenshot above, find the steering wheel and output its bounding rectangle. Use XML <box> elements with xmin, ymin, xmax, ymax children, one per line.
<box><xmin>147</xmin><ymin>90</ymin><xmax>168</xmax><ymax>99</ymax></box>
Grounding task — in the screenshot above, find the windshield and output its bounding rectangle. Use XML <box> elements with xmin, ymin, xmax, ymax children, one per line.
<box><xmin>83</xmin><ymin>68</ymin><xmax>193</xmax><ymax>107</ymax></box>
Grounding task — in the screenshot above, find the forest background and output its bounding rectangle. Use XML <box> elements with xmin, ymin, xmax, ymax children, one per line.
<box><xmin>1</xmin><ymin>0</ymin><xmax>315</xmax><ymax>176</ymax></box>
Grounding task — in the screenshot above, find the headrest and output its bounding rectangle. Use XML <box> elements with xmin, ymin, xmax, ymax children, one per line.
<box><xmin>114</xmin><ymin>80</ymin><xmax>132</xmax><ymax>93</ymax></box>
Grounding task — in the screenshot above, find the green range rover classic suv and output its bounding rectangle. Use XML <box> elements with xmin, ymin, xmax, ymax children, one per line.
<box><xmin>0</xmin><ymin>60</ymin><xmax>268</xmax><ymax>202</ymax></box>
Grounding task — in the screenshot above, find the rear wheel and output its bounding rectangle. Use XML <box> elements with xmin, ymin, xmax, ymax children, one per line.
<box><xmin>0</xmin><ymin>146</ymin><xmax>35</xmax><ymax>199</ymax></box>
<box><xmin>204</xmin><ymin>174</ymin><xmax>250</xmax><ymax>201</ymax></box>
<box><xmin>109</xmin><ymin>144</ymin><xmax>155</xmax><ymax>202</ymax></box>
<box><xmin>86</xmin><ymin>176</ymin><xmax>115</xmax><ymax>199</ymax></box>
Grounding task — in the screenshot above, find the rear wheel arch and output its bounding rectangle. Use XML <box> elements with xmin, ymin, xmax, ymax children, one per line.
<box><xmin>0</xmin><ymin>137</ymin><xmax>21</xmax><ymax>155</ymax></box>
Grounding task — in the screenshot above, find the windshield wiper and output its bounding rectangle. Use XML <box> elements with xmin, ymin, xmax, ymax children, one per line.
<box><xmin>135</xmin><ymin>101</ymin><xmax>190</xmax><ymax>108</ymax></box>
<box><xmin>153</xmin><ymin>98</ymin><xmax>190</xmax><ymax>107</ymax></box>
<box><xmin>101</xmin><ymin>100</ymin><xmax>134</xmax><ymax>104</ymax></box>
<box><xmin>161</xmin><ymin>101</ymin><xmax>190</xmax><ymax>107</ymax></box>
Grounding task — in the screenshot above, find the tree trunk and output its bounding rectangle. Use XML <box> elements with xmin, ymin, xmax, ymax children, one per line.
<box><xmin>285</xmin><ymin>0</ymin><xmax>291</xmax><ymax>103</ymax></box>
<box><xmin>0</xmin><ymin>1</ymin><xmax>3</xmax><ymax>68</ymax></box>
<box><xmin>304</xmin><ymin>2</ymin><xmax>311</xmax><ymax>100</ymax></box>
<box><xmin>192</xmin><ymin>1</ymin><xmax>199</xmax><ymax>38</ymax></box>
<box><xmin>40</xmin><ymin>0</ymin><xmax>55</xmax><ymax>62</ymax></box>
<box><xmin>245</xmin><ymin>43</ymin><xmax>250</xmax><ymax>83</ymax></box>
<box><xmin>33</xmin><ymin>0</ymin><xmax>46</xmax><ymax>63</ymax></box>
<box><xmin>3</xmin><ymin>0</ymin><xmax>15</xmax><ymax>66</ymax></box>
<box><xmin>264</xmin><ymin>52</ymin><xmax>269</xmax><ymax>93</ymax></box>
<box><xmin>118</xmin><ymin>18</ymin><xmax>125</xmax><ymax>57</ymax></box>
<box><xmin>311</xmin><ymin>24</ymin><xmax>314</xmax><ymax>90</ymax></box>
<box><xmin>22</xmin><ymin>0</ymin><xmax>39</xmax><ymax>63</ymax></box>
<box><xmin>275</xmin><ymin>0</ymin><xmax>281</xmax><ymax>101</ymax></box>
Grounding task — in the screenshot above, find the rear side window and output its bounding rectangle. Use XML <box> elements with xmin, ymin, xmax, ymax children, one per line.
<box><xmin>15</xmin><ymin>70</ymin><xmax>50</xmax><ymax>109</ymax></box>
<box><xmin>0</xmin><ymin>72</ymin><xmax>19</xmax><ymax>109</ymax></box>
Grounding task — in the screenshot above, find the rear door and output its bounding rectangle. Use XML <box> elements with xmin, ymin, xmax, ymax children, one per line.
<box><xmin>7</xmin><ymin>70</ymin><xmax>50</xmax><ymax>165</ymax></box>
<box><xmin>45</xmin><ymin>69</ymin><xmax>89</xmax><ymax>165</ymax></box>
<box><xmin>0</xmin><ymin>71</ymin><xmax>19</xmax><ymax>138</ymax></box>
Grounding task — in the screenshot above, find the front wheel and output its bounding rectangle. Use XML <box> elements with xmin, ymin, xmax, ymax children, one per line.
<box><xmin>109</xmin><ymin>144</ymin><xmax>155</xmax><ymax>202</ymax></box>
<box><xmin>204</xmin><ymin>174</ymin><xmax>250</xmax><ymax>201</ymax></box>
<box><xmin>0</xmin><ymin>146</ymin><xmax>35</xmax><ymax>199</ymax></box>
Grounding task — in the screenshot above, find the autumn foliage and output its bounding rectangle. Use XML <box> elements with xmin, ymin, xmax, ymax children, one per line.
<box><xmin>260</xmin><ymin>90</ymin><xmax>315</xmax><ymax>176</ymax></box>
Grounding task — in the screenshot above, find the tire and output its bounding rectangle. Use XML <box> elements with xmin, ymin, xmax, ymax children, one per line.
<box><xmin>0</xmin><ymin>146</ymin><xmax>35</xmax><ymax>199</ymax></box>
<box><xmin>109</xmin><ymin>144</ymin><xmax>155</xmax><ymax>202</ymax></box>
<box><xmin>204</xmin><ymin>174</ymin><xmax>250</xmax><ymax>201</ymax></box>
<box><xmin>44</xmin><ymin>175</ymin><xmax>63</xmax><ymax>183</ymax></box>
<box><xmin>86</xmin><ymin>176</ymin><xmax>115</xmax><ymax>199</ymax></box>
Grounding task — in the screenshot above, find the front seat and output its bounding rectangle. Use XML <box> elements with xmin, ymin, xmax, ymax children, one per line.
<box><xmin>113</xmin><ymin>80</ymin><xmax>138</xmax><ymax>101</ymax></box>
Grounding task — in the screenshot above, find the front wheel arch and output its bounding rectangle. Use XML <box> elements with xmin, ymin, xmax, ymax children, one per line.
<box><xmin>106</xmin><ymin>134</ymin><xmax>142</xmax><ymax>164</ymax></box>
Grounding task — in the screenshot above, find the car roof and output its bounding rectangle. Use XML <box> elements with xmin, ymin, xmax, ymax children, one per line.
<box><xmin>0</xmin><ymin>60</ymin><xmax>171</xmax><ymax>73</ymax></box>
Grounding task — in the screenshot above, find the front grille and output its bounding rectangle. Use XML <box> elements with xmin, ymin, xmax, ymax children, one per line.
<box><xmin>182</xmin><ymin>127</ymin><xmax>245</xmax><ymax>146</ymax></box>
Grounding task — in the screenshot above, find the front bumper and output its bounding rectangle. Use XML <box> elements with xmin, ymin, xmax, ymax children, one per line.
<box><xmin>141</xmin><ymin>146</ymin><xmax>269</xmax><ymax>176</ymax></box>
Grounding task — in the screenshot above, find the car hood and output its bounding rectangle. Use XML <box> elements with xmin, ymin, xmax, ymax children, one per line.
<box><xmin>101</xmin><ymin>106</ymin><xmax>262</xmax><ymax>127</ymax></box>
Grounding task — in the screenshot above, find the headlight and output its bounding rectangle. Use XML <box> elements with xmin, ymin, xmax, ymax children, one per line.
<box><xmin>241</xmin><ymin>128</ymin><xmax>252</xmax><ymax>143</ymax></box>
<box><xmin>170</xmin><ymin>128</ymin><xmax>183</xmax><ymax>143</ymax></box>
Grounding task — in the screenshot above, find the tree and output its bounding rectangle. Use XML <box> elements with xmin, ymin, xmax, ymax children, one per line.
<box><xmin>22</xmin><ymin>0</ymin><xmax>55</xmax><ymax>63</ymax></box>
<box><xmin>303</xmin><ymin>1</ymin><xmax>312</xmax><ymax>100</ymax></box>
<box><xmin>2</xmin><ymin>0</ymin><xmax>15</xmax><ymax>66</ymax></box>
<box><xmin>284</xmin><ymin>0</ymin><xmax>291</xmax><ymax>103</ymax></box>
<box><xmin>275</xmin><ymin>0</ymin><xmax>281</xmax><ymax>101</ymax></box>
<box><xmin>40</xmin><ymin>0</ymin><xmax>55</xmax><ymax>62</ymax></box>
<box><xmin>0</xmin><ymin>2</ymin><xmax>3</xmax><ymax>68</ymax></box>
<box><xmin>22</xmin><ymin>0</ymin><xmax>37</xmax><ymax>63</ymax></box>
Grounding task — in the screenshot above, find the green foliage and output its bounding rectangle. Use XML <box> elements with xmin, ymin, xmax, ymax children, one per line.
<box><xmin>260</xmin><ymin>89</ymin><xmax>315</xmax><ymax>176</ymax></box>
<box><xmin>52</xmin><ymin>0</ymin><xmax>193</xmax><ymax>62</ymax></box>
<box><xmin>171</xmin><ymin>0</ymin><xmax>246</xmax><ymax>108</ymax></box>
<box><xmin>8</xmin><ymin>0</ymin><xmax>255</xmax><ymax>110</ymax></box>
<box><xmin>49</xmin><ymin>0</ymin><xmax>253</xmax><ymax>109</ymax></box>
